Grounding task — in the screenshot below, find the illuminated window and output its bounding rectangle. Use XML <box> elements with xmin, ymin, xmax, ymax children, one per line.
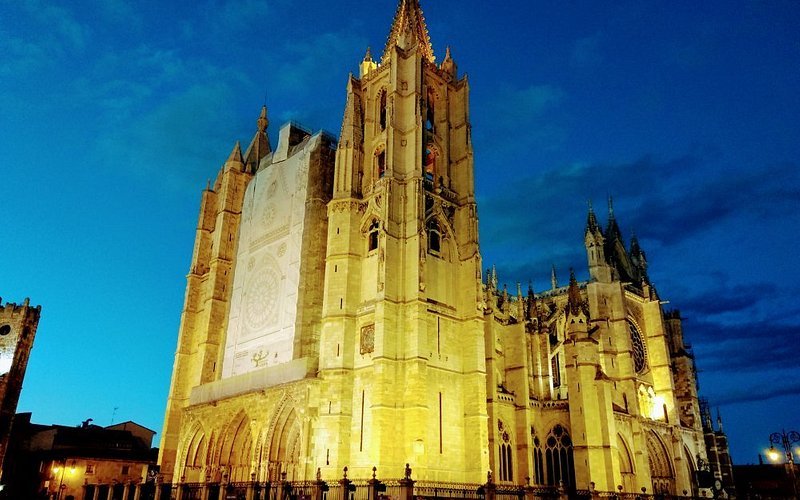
<box><xmin>426</xmin><ymin>88</ymin><xmax>435</xmax><ymax>132</ymax></box>
<box><xmin>628</xmin><ymin>320</ymin><xmax>647</xmax><ymax>373</ymax></box>
<box><xmin>424</xmin><ymin>145</ymin><xmax>436</xmax><ymax>181</ymax></box>
<box><xmin>368</xmin><ymin>220</ymin><xmax>379</xmax><ymax>252</ymax></box>
<box><xmin>376</xmin><ymin>149</ymin><xmax>386</xmax><ymax>178</ymax></box>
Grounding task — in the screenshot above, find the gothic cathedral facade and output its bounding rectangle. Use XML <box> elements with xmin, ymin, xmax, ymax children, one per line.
<box><xmin>160</xmin><ymin>1</ymin><xmax>717</xmax><ymax>494</ymax></box>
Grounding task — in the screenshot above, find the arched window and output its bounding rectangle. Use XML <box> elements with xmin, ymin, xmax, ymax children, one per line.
<box><xmin>425</xmin><ymin>88</ymin><xmax>435</xmax><ymax>132</ymax></box>
<box><xmin>424</xmin><ymin>144</ymin><xmax>436</xmax><ymax>181</ymax></box>
<box><xmin>427</xmin><ymin>219</ymin><xmax>441</xmax><ymax>254</ymax></box>
<box><xmin>628</xmin><ymin>320</ymin><xmax>647</xmax><ymax>373</ymax></box>
<box><xmin>379</xmin><ymin>89</ymin><xmax>387</xmax><ymax>131</ymax></box>
<box><xmin>368</xmin><ymin>220</ymin><xmax>379</xmax><ymax>252</ymax></box>
<box><xmin>551</xmin><ymin>354</ymin><xmax>561</xmax><ymax>388</ymax></box>
<box><xmin>532</xmin><ymin>431</ymin><xmax>544</xmax><ymax>485</ymax></box>
<box><xmin>544</xmin><ymin>425</ymin><xmax>575</xmax><ymax>487</ymax></box>
<box><xmin>497</xmin><ymin>421</ymin><xmax>513</xmax><ymax>482</ymax></box>
<box><xmin>376</xmin><ymin>148</ymin><xmax>386</xmax><ymax>178</ymax></box>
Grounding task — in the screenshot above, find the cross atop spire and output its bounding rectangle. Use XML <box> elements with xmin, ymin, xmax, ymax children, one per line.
<box><xmin>383</xmin><ymin>0</ymin><xmax>435</xmax><ymax>63</ymax></box>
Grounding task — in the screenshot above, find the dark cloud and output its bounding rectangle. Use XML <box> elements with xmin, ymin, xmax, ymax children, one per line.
<box><xmin>688</xmin><ymin>318</ymin><xmax>800</xmax><ymax>372</ymax></box>
<box><xmin>478</xmin><ymin>154</ymin><xmax>800</xmax><ymax>259</ymax></box>
<box><xmin>676</xmin><ymin>280</ymin><xmax>777</xmax><ymax>318</ymax></box>
<box><xmin>711</xmin><ymin>380</ymin><xmax>800</xmax><ymax>406</ymax></box>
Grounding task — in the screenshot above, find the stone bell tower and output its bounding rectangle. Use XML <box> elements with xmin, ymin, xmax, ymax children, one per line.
<box><xmin>314</xmin><ymin>0</ymin><xmax>489</xmax><ymax>481</ymax></box>
<box><xmin>0</xmin><ymin>297</ymin><xmax>40</xmax><ymax>476</ymax></box>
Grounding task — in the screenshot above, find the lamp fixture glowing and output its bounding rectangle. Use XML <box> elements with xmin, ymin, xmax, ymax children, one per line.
<box><xmin>767</xmin><ymin>446</ymin><xmax>780</xmax><ymax>462</ymax></box>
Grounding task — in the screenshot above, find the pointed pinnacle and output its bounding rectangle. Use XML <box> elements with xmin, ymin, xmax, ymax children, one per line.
<box><xmin>364</xmin><ymin>46</ymin><xmax>373</xmax><ymax>61</ymax></box>
<box><xmin>586</xmin><ymin>199</ymin><xmax>599</xmax><ymax>231</ymax></box>
<box><xmin>257</xmin><ymin>105</ymin><xmax>269</xmax><ymax>132</ymax></box>
<box><xmin>227</xmin><ymin>141</ymin><xmax>244</xmax><ymax>163</ymax></box>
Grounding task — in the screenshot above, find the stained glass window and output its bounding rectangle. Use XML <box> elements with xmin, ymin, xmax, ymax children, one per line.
<box><xmin>628</xmin><ymin>320</ymin><xmax>647</xmax><ymax>373</ymax></box>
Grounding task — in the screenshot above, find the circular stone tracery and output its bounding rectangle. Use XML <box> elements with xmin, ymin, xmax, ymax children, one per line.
<box><xmin>628</xmin><ymin>320</ymin><xmax>647</xmax><ymax>373</ymax></box>
<box><xmin>244</xmin><ymin>264</ymin><xmax>281</xmax><ymax>331</ymax></box>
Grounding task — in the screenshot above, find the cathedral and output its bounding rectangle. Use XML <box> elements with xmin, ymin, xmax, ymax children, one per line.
<box><xmin>159</xmin><ymin>0</ymin><xmax>727</xmax><ymax>495</ymax></box>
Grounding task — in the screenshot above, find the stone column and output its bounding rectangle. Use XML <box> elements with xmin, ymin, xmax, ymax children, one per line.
<box><xmin>523</xmin><ymin>477</ymin><xmax>536</xmax><ymax>500</ymax></box>
<box><xmin>107</xmin><ymin>483</ymin><xmax>115</xmax><ymax>500</ymax></box>
<box><xmin>92</xmin><ymin>484</ymin><xmax>100</xmax><ymax>500</ymax></box>
<box><xmin>367</xmin><ymin>467</ymin><xmax>381</xmax><ymax>500</ymax></box>
<box><xmin>133</xmin><ymin>483</ymin><xmax>142</xmax><ymax>500</ymax></box>
<box><xmin>154</xmin><ymin>477</ymin><xmax>163</xmax><ymax>500</ymax></box>
<box><xmin>122</xmin><ymin>482</ymin><xmax>130</xmax><ymax>500</ymax></box>
<box><xmin>557</xmin><ymin>480</ymin><xmax>568</xmax><ymax>500</ymax></box>
<box><xmin>200</xmin><ymin>475</ymin><xmax>211</xmax><ymax>500</ymax></box>
<box><xmin>311</xmin><ymin>468</ymin><xmax>326</xmax><ymax>500</ymax></box>
<box><xmin>338</xmin><ymin>468</ymin><xmax>352</xmax><ymax>500</ymax></box>
<box><xmin>483</xmin><ymin>471</ymin><xmax>495</xmax><ymax>500</ymax></box>
<box><xmin>246</xmin><ymin>472</ymin><xmax>256</xmax><ymax>500</ymax></box>
<box><xmin>398</xmin><ymin>464</ymin><xmax>415</xmax><ymax>500</ymax></box>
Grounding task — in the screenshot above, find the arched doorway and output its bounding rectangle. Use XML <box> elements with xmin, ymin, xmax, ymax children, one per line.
<box><xmin>617</xmin><ymin>434</ymin><xmax>636</xmax><ymax>492</ymax></box>
<box><xmin>263</xmin><ymin>400</ymin><xmax>303</xmax><ymax>481</ymax></box>
<box><xmin>217</xmin><ymin>411</ymin><xmax>254</xmax><ymax>482</ymax></box>
<box><xmin>646</xmin><ymin>431</ymin><xmax>675</xmax><ymax>494</ymax></box>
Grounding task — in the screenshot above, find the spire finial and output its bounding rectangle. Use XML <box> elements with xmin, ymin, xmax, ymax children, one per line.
<box><xmin>586</xmin><ymin>199</ymin><xmax>600</xmax><ymax>232</ymax></box>
<box><xmin>551</xmin><ymin>265</ymin><xmax>558</xmax><ymax>290</ymax></box>
<box><xmin>257</xmin><ymin>105</ymin><xmax>268</xmax><ymax>132</ymax></box>
<box><xmin>364</xmin><ymin>46</ymin><xmax>373</xmax><ymax>61</ymax></box>
<box><xmin>608</xmin><ymin>195</ymin><xmax>615</xmax><ymax>219</ymax></box>
<box><xmin>383</xmin><ymin>0</ymin><xmax>435</xmax><ymax>63</ymax></box>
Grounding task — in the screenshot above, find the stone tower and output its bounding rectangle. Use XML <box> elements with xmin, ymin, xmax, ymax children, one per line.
<box><xmin>315</xmin><ymin>0</ymin><xmax>487</xmax><ymax>480</ymax></box>
<box><xmin>0</xmin><ymin>297</ymin><xmax>40</xmax><ymax>476</ymax></box>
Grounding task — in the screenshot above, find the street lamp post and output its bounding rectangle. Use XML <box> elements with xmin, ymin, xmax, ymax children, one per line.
<box><xmin>768</xmin><ymin>429</ymin><xmax>800</xmax><ymax>498</ymax></box>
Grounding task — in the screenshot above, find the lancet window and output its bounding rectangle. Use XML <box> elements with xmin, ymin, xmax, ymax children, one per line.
<box><xmin>376</xmin><ymin>148</ymin><xmax>386</xmax><ymax>178</ymax></box>
<box><xmin>368</xmin><ymin>220</ymin><xmax>379</xmax><ymax>252</ymax></box>
<box><xmin>378</xmin><ymin>89</ymin><xmax>387</xmax><ymax>131</ymax></box>
<box><xmin>532</xmin><ymin>430</ymin><xmax>545</xmax><ymax>485</ymax></box>
<box><xmin>497</xmin><ymin>420</ymin><xmax>513</xmax><ymax>482</ymax></box>
<box><xmin>544</xmin><ymin>425</ymin><xmax>575</xmax><ymax>487</ymax></box>
<box><xmin>425</xmin><ymin>87</ymin><xmax>435</xmax><ymax>132</ymax></box>
<box><xmin>427</xmin><ymin>219</ymin><xmax>442</xmax><ymax>255</ymax></box>
<box><xmin>424</xmin><ymin>145</ymin><xmax>437</xmax><ymax>181</ymax></box>
<box><xmin>551</xmin><ymin>354</ymin><xmax>561</xmax><ymax>388</ymax></box>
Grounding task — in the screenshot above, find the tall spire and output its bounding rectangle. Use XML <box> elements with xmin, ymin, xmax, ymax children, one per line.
<box><xmin>567</xmin><ymin>268</ymin><xmax>582</xmax><ymax>315</ymax></box>
<box><xmin>244</xmin><ymin>105</ymin><xmax>271</xmax><ymax>173</ymax></box>
<box><xmin>382</xmin><ymin>0</ymin><xmax>435</xmax><ymax>63</ymax></box>
<box><xmin>586</xmin><ymin>199</ymin><xmax>600</xmax><ymax>233</ymax></box>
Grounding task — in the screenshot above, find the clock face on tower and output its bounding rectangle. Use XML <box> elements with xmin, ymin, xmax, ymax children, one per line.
<box><xmin>243</xmin><ymin>265</ymin><xmax>281</xmax><ymax>332</ymax></box>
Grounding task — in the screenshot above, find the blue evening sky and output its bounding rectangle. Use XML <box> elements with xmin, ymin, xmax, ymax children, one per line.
<box><xmin>1</xmin><ymin>1</ymin><xmax>798</xmax><ymax>465</ymax></box>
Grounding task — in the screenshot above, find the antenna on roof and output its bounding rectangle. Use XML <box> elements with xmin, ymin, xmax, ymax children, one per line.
<box><xmin>110</xmin><ymin>406</ymin><xmax>119</xmax><ymax>425</ymax></box>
